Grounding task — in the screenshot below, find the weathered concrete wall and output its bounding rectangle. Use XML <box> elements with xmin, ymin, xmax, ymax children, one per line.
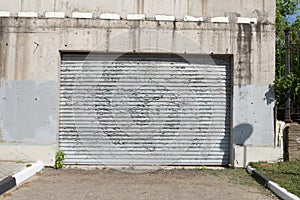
<box><xmin>0</xmin><ymin>18</ymin><xmax>275</xmax><ymax>142</ymax></box>
<box><xmin>233</xmin><ymin>85</ymin><xmax>275</xmax><ymax>145</ymax></box>
<box><xmin>0</xmin><ymin>0</ymin><xmax>276</xmax><ymax>165</ymax></box>
<box><xmin>0</xmin><ymin>80</ymin><xmax>57</xmax><ymax>143</ymax></box>
<box><xmin>234</xmin><ymin>145</ymin><xmax>282</xmax><ymax>168</ymax></box>
<box><xmin>0</xmin><ymin>143</ymin><xmax>56</xmax><ymax>165</ymax></box>
<box><xmin>0</xmin><ymin>0</ymin><xmax>275</xmax><ymax>23</ymax></box>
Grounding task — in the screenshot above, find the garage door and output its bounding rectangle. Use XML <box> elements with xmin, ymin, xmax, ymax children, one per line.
<box><xmin>59</xmin><ymin>53</ymin><xmax>231</xmax><ymax>166</ymax></box>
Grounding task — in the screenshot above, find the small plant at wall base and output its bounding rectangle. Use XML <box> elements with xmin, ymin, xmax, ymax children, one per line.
<box><xmin>54</xmin><ymin>150</ymin><xmax>65</xmax><ymax>169</ymax></box>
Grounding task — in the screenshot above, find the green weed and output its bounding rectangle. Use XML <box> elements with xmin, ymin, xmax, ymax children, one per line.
<box><xmin>54</xmin><ymin>150</ymin><xmax>65</xmax><ymax>169</ymax></box>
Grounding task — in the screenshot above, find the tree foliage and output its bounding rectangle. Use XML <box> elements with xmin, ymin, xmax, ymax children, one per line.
<box><xmin>274</xmin><ymin>0</ymin><xmax>300</xmax><ymax>120</ymax></box>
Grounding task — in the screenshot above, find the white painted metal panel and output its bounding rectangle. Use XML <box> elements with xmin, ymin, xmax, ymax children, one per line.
<box><xmin>59</xmin><ymin>54</ymin><xmax>231</xmax><ymax>166</ymax></box>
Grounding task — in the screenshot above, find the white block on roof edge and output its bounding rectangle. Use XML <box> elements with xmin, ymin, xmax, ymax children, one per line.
<box><xmin>100</xmin><ymin>13</ymin><xmax>120</xmax><ymax>20</ymax></box>
<box><xmin>45</xmin><ymin>12</ymin><xmax>65</xmax><ymax>18</ymax></box>
<box><xmin>155</xmin><ymin>15</ymin><xmax>175</xmax><ymax>21</ymax></box>
<box><xmin>18</xmin><ymin>11</ymin><xmax>38</xmax><ymax>18</ymax></box>
<box><xmin>237</xmin><ymin>17</ymin><xmax>257</xmax><ymax>24</ymax></box>
<box><xmin>184</xmin><ymin>15</ymin><xmax>203</xmax><ymax>22</ymax></box>
<box><xmin>13</xmin><ymin>161</ymin><xmax>44</xmax><ymax>185</ymax></box>
<box><xmin>0</xmin><ymin>11</ymin><xmax>10</xmax><ymax>17</ymax></box>
<box><xmin>72</xmin><ymin>12</ymin><xmax>93</xmax><ymax>19</ymax></box>
<box><xmin>127</xmin><ymin>14</ymin><xmax>145</xmax><ymax>20</ymax></box>
<box><xmin>211</xmin><ymin>17</ymin><xmax>229</xmax><ymax>23</ymax></box>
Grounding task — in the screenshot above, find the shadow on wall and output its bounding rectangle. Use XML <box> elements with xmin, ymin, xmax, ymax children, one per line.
<box><xmin>233</xmin><ymin>123</ymin><xmax>253</xmax><ymax>145</ymax></box>
<box><xmin>264</xmin><ymin>84</ymin><xmax>275</xmax><ymax>105</ymax></box>
<box><xmin>220</xmin><ymin>123</ymin><xmax>253</xmax><ymax>165</ymax></box>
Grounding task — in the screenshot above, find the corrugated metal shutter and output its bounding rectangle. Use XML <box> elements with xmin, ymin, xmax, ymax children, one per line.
<box><xmin>59</xmin><ymin>54</ymin><xmax>231</xmax><ymax>166</ymax></box>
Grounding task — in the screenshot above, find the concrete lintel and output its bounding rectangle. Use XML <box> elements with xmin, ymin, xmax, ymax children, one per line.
<box><xmin>155</xmin><ymin>15</ymin><xmax>175</xmax><ymax>21</ymax></box>
<box><xmin>72</xmin><ymin>12</ymin><xmax>93</xmax><ymax>19</ymax></box>
<box><xmin>0</xmin><ymin>11</ymin><xmax>10</xmax><ymax>17</ymax></box>
<box><xmin>127</xmin><ymin>14</ymin><xmax>145</xmax><ymax>20</ymax></box>
<box><xmin>17</xmin><ymin>11</ymin><xmax>38</xmax><ymax>18</ymax></box>
<box><xmin>45</xmin><ymin>12</ymin><xmax>65</xmax><ymax>18</ymax></box>
<box><xmin>237</xmin><ymin>17</ymin><xmax>257</xmax><ymax>24</ymax></box>
<box><xmin>184</xmin><ymin>15</ymin><xmax>203</xmax><ymax>22</ymax></box>
<box><xmin>211</xmin><ymin>17</ymin><xmax>229</xmax><ymax>23</ymax></box>
<box><xmin>100</xmin><ymin>13</ymin><xmax>121</xmax><ymax>20</ymax></box>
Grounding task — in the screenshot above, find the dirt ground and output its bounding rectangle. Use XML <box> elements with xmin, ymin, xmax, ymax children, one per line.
<box><xmin>1</xmin><ymin>167</ymin><xmax>278</xmax><ymax>200</ymax></box>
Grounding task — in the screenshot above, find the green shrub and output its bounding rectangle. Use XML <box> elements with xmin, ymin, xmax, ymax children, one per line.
<box><xmin>54</xmin><ymin>150</ymin><xmax>65</xmax><ymax>169</ymax></box>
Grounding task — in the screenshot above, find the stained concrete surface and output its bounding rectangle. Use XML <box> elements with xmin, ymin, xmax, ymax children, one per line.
<box><xmin>0</xmin><ymin>80</ymin><xmax>58</xmax><ymax>143</ymax></box>
<box><xmin>0</xmin><ymin>168</ymin><xmax>278</xmax><ymax>200</ymax></box>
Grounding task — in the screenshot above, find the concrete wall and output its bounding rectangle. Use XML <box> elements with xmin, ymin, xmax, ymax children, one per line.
<box><xmin>0</xmin><ymin>0</ymin><xmax>276</xmax><ymax>165</ymax></box>
<box><xmin>0</xmin><ymin>0</ymin><xmax>275</xmax><ymax>23</ymax></box>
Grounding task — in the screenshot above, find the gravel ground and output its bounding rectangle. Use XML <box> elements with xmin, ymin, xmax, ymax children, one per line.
<box><xmin>0</xmin><ymin>167</ymin><xmax>278</xmax><ymax>200</ymax></box>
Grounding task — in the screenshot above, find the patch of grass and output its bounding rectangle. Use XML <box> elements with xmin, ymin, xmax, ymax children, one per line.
<box><xmin>193</xmin><ymin>165</ymin><xmax>209</xmax><ymax>171</ymax></box>
<box><xmin>225</xmin><ymin>168</ymin><xmax>261</xmax><ymax>187</ymax></box>
<box><xmin>102</xmin><ymin>167</ymin><xmax>107</xmax><ymax>171</ymax></box>
<box><xmin>128</xmin><ymin>165</ymin><xmax>135</xmax><ymax>170</ymax></box>
<box><xmin>190</xmin><ymin>168</ymin><xmax>273</xmax><ymax>198</ymax></box>
<box><xmin>210</xmin><ymin>171</ymin><xmax>220</xmax><ymax>177</ymax></box>
<box><xmin>249</xmin><ymin>160</ymin><xmax>300</xmax><ymax>197</ymax></box>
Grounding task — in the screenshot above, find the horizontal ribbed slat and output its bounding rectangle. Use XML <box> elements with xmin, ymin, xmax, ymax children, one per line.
<box><xmin>59</xmin><ymin>55</ymin><xmax>231</xmax><ymax>166</ymax></box>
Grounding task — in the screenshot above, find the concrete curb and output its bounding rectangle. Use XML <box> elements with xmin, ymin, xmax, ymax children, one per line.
<box><xmin>246</xmin><ymin>165</ymin><xmax>300</xmax><ymax>200</ymax></box>
<box><xmin>0</xmin><ymin>161</ymin><xmax>44</xmax><ymax>195</ymax></box>
<box><xmin>0</xmin><ymin>176</ymin><xmax>16</xmax><ymax>195</ymax></box>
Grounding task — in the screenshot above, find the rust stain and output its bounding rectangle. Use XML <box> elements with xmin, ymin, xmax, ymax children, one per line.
<box><xmin>54</xmin><ymin>0</ymin><xmax>57</xmax><ymax>12</ymax></box>
<box><xmin>21</xmin><ymin>0</ymin><xmax>24</xmax><ymax>10</ymax></box>
<box><xmin>131</xmin><ymin>28</ymin><xmax>137</xmax><ymax>51</ymax></box>
<box><xmin>0</xmin><ymin>19</ymin><xmax>4</xmax><ymax>80</ymax></box>
<box><xmin>255</xmin><ymin>23</ymin><xmax>262</xmax><ymax>81</ymax></box>
<box><xmin>201</xmin><ymin>0</ymin><xmax>207</xmax><ymax>16</ymax></box>
<box><xmin>137</xmin><ymin>0</ymin><xmax>144</xmax><ymax>14</ymax></box>
<box><xmin>236</xmin><ymin>24</ymin><xmax>252</xmax><ymax>86</ymax></box>
<box><xmin>14</xmin><ymin>32</ymin><xmax>20</xmax><ymax>80</ymax></box>
<box><xmin>105</xmin><ymin>23</ymin><xmax>111</xmax><ymax>52</ymax></box>
<box><xmin>21</xmin><ymin>33</ymin><xmax>29</xmax><ymax>80</ymax></box>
